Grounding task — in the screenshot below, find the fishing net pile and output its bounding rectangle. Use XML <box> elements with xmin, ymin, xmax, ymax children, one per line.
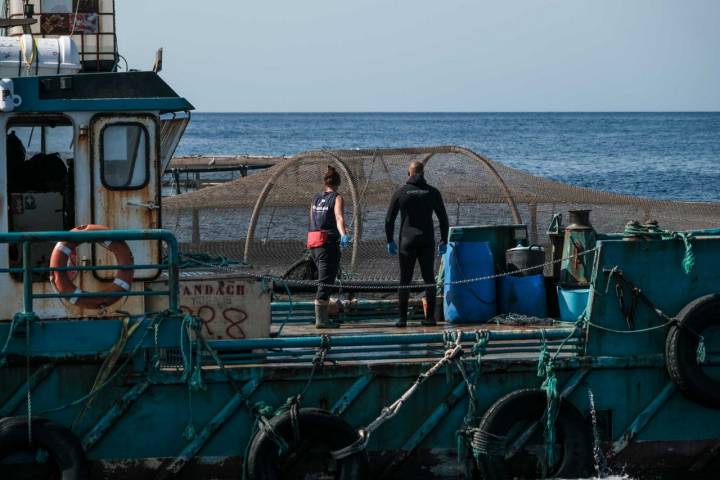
<box><xmin>163</xmin><ymin>146</ymin><xmax>720</xmax><ymax>281</ymax></box>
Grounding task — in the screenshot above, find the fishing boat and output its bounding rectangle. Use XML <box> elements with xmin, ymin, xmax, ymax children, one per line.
<box><xmin>1</xmin><ymin>2</ymin><xmax>720</xmax><ymax>479</ymax></box>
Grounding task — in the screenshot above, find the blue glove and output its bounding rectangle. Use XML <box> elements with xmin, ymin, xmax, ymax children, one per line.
<box><xmin>437</xmin><ymin>242</ymin><xmax>447</xmax><ymax>257</ymax></box>
<box><xmin>387</xmin><ymin>241</ymin><xmax>398</xmax><ymax>256</ymax></box>
<box><xmin>340</xmin><ymin>234</ymin><xmax>351</xmax><ymax>250</ymax></box>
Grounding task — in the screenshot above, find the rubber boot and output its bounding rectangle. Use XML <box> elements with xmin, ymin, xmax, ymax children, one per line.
<box><xmin>397</xmin><ymin>290</ymin><xmax>409</xmax><ymax>327</ymax></box>
<box><xmin>395</xmin><ymin>311</ymin><xmax>407</xmax><ymax>328</ymax></box>
<box><xmin>315</xmin><ymin>300</ymin><xmax>339</xmax><ymax>329</ymax></box>
<box><xmin>435</xmin><ymin>295</ymin><xmax>445</xmax><ymax>323</ymax></box>
<box><xmin>420</xmin><ymin>295</ymin><xmax>437</xmax><ymax>326</ymax></box>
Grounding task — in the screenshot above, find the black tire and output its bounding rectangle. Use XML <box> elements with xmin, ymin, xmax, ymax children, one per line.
<box><xmin>246</xmin><ymin>407</ymin><xmax>368</xmax><ymax>480</ymax></box>
<box><xmin>0</xmin><ymin>417</ymin><xmax>88</xmax><ymax>480</ymax></box>
<box><xmin>666</xmin><ymin>293</ymin><xmax>720</xmax><ymax>409</ymax></box>
<box><xmin>476</xmin><ymin>388</ymin><xmax>593</xmax><ymax>480</ymax></box>
<box><xmin>283</xmin><ymin>253</ymin><xmax>318</xmax><ymax>281</ymax></box>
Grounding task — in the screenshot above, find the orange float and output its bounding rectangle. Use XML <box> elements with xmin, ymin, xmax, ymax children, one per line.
<box><xmin>49</xmin><ymin>224</ymin><xmax>134</xmax><ymax>309</ymax></box>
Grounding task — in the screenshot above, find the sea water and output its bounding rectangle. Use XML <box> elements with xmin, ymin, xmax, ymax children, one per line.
<box><xmin>177</xmin><ymin>112</ymin><xmax>720</xmax><ymax>202</ymax></box>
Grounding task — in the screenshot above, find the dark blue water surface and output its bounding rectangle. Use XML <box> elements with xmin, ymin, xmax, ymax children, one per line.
<box><xmin>176</xmin><ymin>112</ymin><xmax>720</xmax><ymax>202</ymax></box>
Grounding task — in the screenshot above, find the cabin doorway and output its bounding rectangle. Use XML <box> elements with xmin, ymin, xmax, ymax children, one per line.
<box><xmin>91</xmin><ymin>114</ymin><xmax>160</xmax><ymax>279</ymax></box>
<box><xmin>6</xmin><ymin>116</ymin><xmax>75</xmax><ymax>281</ymax></box>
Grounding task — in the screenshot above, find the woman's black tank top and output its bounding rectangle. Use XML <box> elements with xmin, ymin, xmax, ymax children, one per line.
<box><xmin>309</xmin><ymin>191</ymin><xmax>339</xmax><ymax>240</ymax></box>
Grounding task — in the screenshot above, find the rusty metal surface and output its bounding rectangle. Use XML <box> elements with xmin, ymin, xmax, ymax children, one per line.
<box><xmin>90</xmin><ymin>114</ymin><xmax>161</xmax><ymax>281</ymax></box>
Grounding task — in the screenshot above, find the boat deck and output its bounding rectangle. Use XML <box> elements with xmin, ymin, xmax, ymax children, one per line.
<box><xmin>275</xmin><ymin>318</ymin><xmax>557</xmax><ymax>337</ymax></box>
<box><xmin>206</xmin><ymin>316</ymin><xmax>579</xmax><ymax>369</ymax></box>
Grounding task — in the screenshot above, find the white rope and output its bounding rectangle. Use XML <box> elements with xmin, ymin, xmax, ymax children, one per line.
<box><xmin>69</xmin><ymin>0</ymin><xmax>82</xmax><ymax>36</ymax></box>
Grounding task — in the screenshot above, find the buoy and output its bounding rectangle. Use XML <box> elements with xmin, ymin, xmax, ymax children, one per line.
<box><xmin>50</xmin><ymin>224</ymin><xmax>134</xmax><ymax>309</ymax></box>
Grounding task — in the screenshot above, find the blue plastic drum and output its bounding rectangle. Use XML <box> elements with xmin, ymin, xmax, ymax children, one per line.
<box><xmin>497</xmin><ymin>274</ymin><xmax>548</xmax><ymax>318</ymax></box>
<box><xmin>444</xmin><ymin>241</ymin><xmax>496</xmax><ymax>323</ymax></box>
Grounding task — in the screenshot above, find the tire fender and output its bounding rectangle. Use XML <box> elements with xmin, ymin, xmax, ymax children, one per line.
<box><xmin>0</xmin><ymin>417</ymin><xmax>89</xmax><ymax>480</ymax></box>
<box><xmin>246</xmin><ymin>407</ymin><xmax>368</xmax><ymax>480</ymax></box>
<box><xmin>666</xmin><ymin>293</ymin><xmax>720</xmax><ymax>409</ymax></box>
<box><xmin>476</xmin><ymin>388</ymin><xmax>593</xmax><ymax>479</ymax></box>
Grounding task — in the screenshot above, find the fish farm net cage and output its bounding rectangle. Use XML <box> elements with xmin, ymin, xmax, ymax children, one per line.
<box><xmin>163</xmin><ymin>146</ymin><xmax>720</xmax><ymax>282</ymax></box>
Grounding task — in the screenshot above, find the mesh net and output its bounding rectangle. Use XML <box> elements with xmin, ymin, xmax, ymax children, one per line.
<box><xmin>163</xmin><ymin>146</ymin><xmax>720</xmax><ymax>281</ymax></box>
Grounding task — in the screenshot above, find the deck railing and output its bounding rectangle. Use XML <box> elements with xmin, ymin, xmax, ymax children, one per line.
<box><xmin>0</xmin><ymin>229</ymin><xmax>181</xmax><ymax>315</ymax></box>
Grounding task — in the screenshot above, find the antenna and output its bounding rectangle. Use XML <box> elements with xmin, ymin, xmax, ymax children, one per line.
<box><xmin>153</xmin><ymin>48</ymin><xmax>163</xmax><ymax>73</ymax></box>
<box><xmin>23</xmin><ymin>0</ymin><xmax>34</xmax><ymax>18</ymax></box>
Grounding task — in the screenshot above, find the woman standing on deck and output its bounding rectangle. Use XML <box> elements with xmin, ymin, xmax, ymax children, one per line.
<box><xmin>307</xmin><ymin>166</ymin><xmax>351</xmax><ymax>328</ymax></box>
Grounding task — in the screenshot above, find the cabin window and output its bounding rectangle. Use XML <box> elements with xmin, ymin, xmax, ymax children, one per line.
<box><xmin>101</xmin><ymin>123</ymin><xmax>149</xmax><ymax>189</ymax></box>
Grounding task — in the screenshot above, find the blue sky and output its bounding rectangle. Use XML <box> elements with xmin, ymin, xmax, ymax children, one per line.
<box><xmin>117</xmin><ymin>0</ymin><xmax>720</xmax><ymax>112</ymax></box>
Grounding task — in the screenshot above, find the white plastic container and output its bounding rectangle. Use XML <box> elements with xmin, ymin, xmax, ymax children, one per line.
<box><xmin>0</xmin><ymin>34</ymin><xmax>81</xmax><ymax>77</ymax></box>
<box><xmin>0</xmin><ymin>79</ymin><xmax>22</xmax><ymax>111</ymax></box>
<box><xmin>5</xmin><ymin>0</ymin><xmax>117</xmax><ymax>71</ymax></box>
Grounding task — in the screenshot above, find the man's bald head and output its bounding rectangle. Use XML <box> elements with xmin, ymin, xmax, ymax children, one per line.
<box><xmin>408</xmin><ymin>161</ymin><xmax>424</xmax><ymax>176</ymax></box>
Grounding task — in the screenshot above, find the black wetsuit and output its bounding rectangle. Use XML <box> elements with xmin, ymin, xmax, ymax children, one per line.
<box><xmin>309</xmin><ymin>191</ymin><xmax>341</xmax><ymax>301</ymax></box>
<box><xmin>385</xmin><ymin>174</ymin><xmax>449</xmax><ymax>322</ymax></box>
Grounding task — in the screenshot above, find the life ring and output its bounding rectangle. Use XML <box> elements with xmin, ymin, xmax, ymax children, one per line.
<box><xmin>666</xmin><ymin>293</ymin><xmax>720</xmax><ymax>409</ymax></box>
<box><xmin>50</xmin><ymin>224</ymin><xmax>134</xmax><ymax>309</ymax></box>
<box><xmin>476</xmin><ymin>388</ymin><xmax>593</xmax><ymax>479</ymax></box>
<box><xmin>245</xmin><ymin>407</ymin><xmax>368</xmax><ymax>480</ymax></box>
<box><xmin>0</xmin><ymin>416</ymin><xmax>89</xmax><ymax>480</ymax></box>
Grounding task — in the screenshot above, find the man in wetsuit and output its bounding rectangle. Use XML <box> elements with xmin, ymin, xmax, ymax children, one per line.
<box><xmin>385</xmin><ymin>161</ymin><xmax>449</xmax><ymax>327</ymax></box>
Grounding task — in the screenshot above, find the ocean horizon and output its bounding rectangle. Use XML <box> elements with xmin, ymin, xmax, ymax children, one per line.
<box><xmin>176</xmin><ymin>112</ymin><xmax>720</xmax><ymax>203</ymax></box>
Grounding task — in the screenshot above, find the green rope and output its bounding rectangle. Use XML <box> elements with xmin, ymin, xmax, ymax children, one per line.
<box><xmin>537</xmin><ymin>334</ymin><xmax>550</xmax><ymax>379</ymax></box>
<box><xmin>623</xmin><ymin>221</ymin><xmax>695</xmax><ymax>274</ymax></box>
<box><xmin>455</xmin><ymin>330</ymin><xmax>490</xmax><ymax>474</ymax></box>
<box><xmin>36</xmin><ymin>313</ymin><xmax>166</xmax><ymax>415</ymax></box>
<box><xmin>0</xmin><ymin>313</ymin><xmax>22</xmax><ymax>368</ymax></box>
<box><xmin>179</xmin><ymin>314</ymin><xmax>205</xmax><ymax>391</ymax></box>
<box><xmin>675</xmin><ymin>232</ymin><xmax>695</xmax><ymax>274</ymax></box>
<box><xmin>696</xmin><ymin>336</ymin><xmax>706</xmax><ymax>365</ymax></box>
<box><xmin>180</xmin><ymin>313</ymin><xmax>205</xmax><ymax>440</ymax></box>
<box><xmin>241</xmin><ymin>402</ymin><xmax>286</xmax><ymax>480</ymax></box>
<box><xmin>586</xmin><ymin>318</ymin><xmax>675</xmax><ymax>334</ymax></box>
<box><xmin>537</xmin><ymin>332</ymin><xmax>559</xmax><ymax>477</ymax></box>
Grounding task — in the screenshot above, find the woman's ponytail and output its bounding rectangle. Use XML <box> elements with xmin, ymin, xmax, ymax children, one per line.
<box><xmin>323</xmin><ymin>165</ymin><xmax>341</xmax><ymax>188</ymax></box>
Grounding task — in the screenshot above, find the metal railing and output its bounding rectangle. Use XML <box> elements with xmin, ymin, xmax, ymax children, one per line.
<box><xmin>0</xmin><ymin>229</ymin><xmax>180</xmax><ymax>315</ymax></box>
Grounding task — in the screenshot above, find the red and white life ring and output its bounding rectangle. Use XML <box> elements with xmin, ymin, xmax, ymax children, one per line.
<box><xmin>49</xmin><ymin>224</ymin><xmax>135</xmax><ymax>309</ymax></box>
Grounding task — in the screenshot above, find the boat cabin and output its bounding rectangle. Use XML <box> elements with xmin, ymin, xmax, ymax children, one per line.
<box><xmin>0</xmin><ymin>71</ymin><xmax>192</xmax><ymax>320</ymax></box>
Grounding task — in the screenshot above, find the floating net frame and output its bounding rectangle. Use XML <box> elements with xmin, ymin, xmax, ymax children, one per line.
<box><xmin>163</xmin><ymin>146</ymin><xmax>720</xmax><ymax>281</ymax></box>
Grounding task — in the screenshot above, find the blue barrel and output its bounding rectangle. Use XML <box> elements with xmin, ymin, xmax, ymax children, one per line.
<box><xmin>498</xmin><ymin>274</ymin><xmax>548</xmax><ymax>318</ymax></box>
<box><xmin>444</xmin><ymin>241</ymin><xmax>496</xmax><ymax>323</ymax></box>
